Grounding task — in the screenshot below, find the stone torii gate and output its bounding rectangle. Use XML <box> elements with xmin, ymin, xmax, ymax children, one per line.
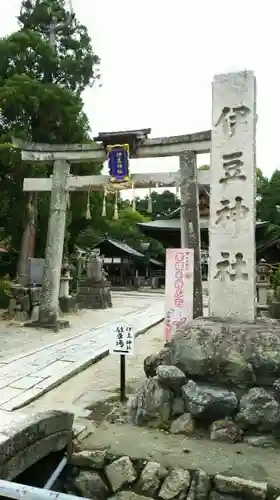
<box><xmin>14</xmin><ymin>129</ymin><xmax>210</xmax><ymax>330</ymax></box>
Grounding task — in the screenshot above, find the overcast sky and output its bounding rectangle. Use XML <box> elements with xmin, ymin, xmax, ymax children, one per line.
<box><xmin>1</xmin><ymin>0</ymin><xmax>279</xmax><ymax>188</ymax></box>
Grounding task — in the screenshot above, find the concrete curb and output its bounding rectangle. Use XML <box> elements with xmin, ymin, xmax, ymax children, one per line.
<box><xmin>10</xmin><ymin>316</ymin><xmax>164</xmax><ymax>411</ymax></box>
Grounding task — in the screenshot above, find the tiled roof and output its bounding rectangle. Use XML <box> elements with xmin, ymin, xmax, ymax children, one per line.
<box><xmin>105</xmin><ymin>237</ymin><xmax>144</xmax><ymax>258</ymax></box>
<box><xmin>138</xmin><ymin>218</ymin><xmax>268</xmax><ymax>232</ymax></box>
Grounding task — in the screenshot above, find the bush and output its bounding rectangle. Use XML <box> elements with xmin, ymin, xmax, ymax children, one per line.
<box><xmin>272</xmin><ymin>266</ymin><xmax>280</xmax><ymax>287</ymax></box>
<box><xmin>0</xmin><ymin>279</ymin><xmax>12</xmax><ymax>309</ymax></box>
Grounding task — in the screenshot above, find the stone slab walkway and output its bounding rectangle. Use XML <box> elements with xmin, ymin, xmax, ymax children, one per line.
<box><xmin>24</xmin><ymin>319</ymin><xmax>166</xmax><ymax>422</ymax></box>
<box><xmin>0</xmin><ymin>292</ymin><xmax>157</xmax><ymax>360</ymax></box>
<box><xmin>0</xmin><ymin>295</ymin><xmax>164</xmax><ymax>412</ymax></box>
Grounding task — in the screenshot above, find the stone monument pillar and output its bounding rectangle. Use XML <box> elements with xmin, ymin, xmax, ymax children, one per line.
<box><xmin>209</xmin><ymin>71</ymin><xmax>257</xmax><ymax>321</ymax></box>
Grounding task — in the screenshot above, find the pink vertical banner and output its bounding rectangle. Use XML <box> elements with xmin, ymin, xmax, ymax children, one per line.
<box><xmin>164</xmin><ymin>248</ymin><xmax>194</xmax><ymax>342</ymax></box>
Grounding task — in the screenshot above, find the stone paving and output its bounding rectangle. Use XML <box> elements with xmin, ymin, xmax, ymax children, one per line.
<box><xmin>24</xmin><ymin>319</ymin><xmax>166</xmax><ymax>421</ymax></box>
<box><xmin>0</xmin><ymin>292</ymin><xmax>158</xmax><ymax>360</ymax></box>
<box><xmin>24</xmin><ymin>304</ymin><xmax>209</xmax><ymax>425</ymax></box>
<box><xmin>0</xmin><ymin>292</ymin><xmax>164</xmax><ymax>412</ymax></box>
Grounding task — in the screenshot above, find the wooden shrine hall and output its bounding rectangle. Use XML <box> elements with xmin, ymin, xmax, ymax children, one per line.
<box><xmin>92</xmin><ymin>236</ymin><xmax>164</xmax><ymax>288</ymax></box>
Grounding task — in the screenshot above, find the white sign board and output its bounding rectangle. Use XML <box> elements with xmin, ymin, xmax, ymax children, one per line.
<box><xmin>164</xmin><ymin>248</ymin><xmax>194</xmax><ymax>342</ymax></box>
<box><xmin>110</xmin><ymin>322</ymin><xmax>134</xmax><ymax>356</ymax></box>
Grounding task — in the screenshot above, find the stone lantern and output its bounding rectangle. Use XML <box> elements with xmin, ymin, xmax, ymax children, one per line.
<box><xmin>59</xmin><ymin>257</ymin><xmax>75</xmax><ymax>313</ymax></box>
<box><xmin>140</xmin><ymin>241</ymin><xmax>151</xmax><ymax>286</ymax></box>
<box><xmin>256</xmin><ymin>259</ymin><xmax>273</xmax><ymax>307</ymax></box>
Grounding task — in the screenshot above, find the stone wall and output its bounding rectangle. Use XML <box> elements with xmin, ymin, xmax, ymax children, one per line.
<box><xmin>8</xmin><ymin>284</ymin><xmax>76</xmax><ymax>320</ymax></box>
<box><xmin>129</xmin><ymin>317</ymin><xmax>280</xmax><ymax>448</ymax></box>
<box><xmin>8</xmin><ymin>285</ymin><xmax>41</xmax><ymax>322</ymax></box>
<box><xmin>65</xmin><ymin>448</ymin><xmax>276</xmax><ymax>500</ymax></box>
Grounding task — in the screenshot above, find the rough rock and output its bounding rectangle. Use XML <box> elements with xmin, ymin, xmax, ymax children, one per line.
<box><xmin>159</xmin><ymin>468</ymin><xmax>191</xmax><ymax>499</ymax></box>
<box><xmin>186</xmin><ymin>469</ymin><xmax>210</xmax><ymax>500</ymax></box>
<box><xmin>209</xmin><ymin>493</ymin><xmax>243</xmax><ymax>500</ymax></box>
<box><xmin>105</xmin><ymin>456</ymin><xmax>137</xmax><ymax>492</ymax></box>
<box><xmin>73</xmin><ymin>470</ymin><xmax>108</xmax><ymax>500</ymax></box>
<box><xmin>70</xmin><ymin>450</ymin><xmax>106</xmax><ymax>469</ymax></box>
<box><xmin>109</xmin><ymin>493</ymin><xmax>150</xmax><ymax>500</ymax></box>
<box><xmin>172</xmin><ymin>397</ymin><xmax>185</xmax><ymax>417</ymax></box>
<box><xmin>171</xmin><ymin>318</ymin><xmax>257</xmax><ymax>386</ymax></box>
<box><xmin>217</xmin><ymin>463</ymin><xmax>268</xmax><ymax>483</ymax></box>
<box><xmin>181</xmin><ymin>380</ymin><xmax>238</xmax><ymax>422</ymax></box>
<box><xmin>236</xmin><ymin>388</ymin><xmax>280</xmax><ymax>431</ymax></box>
<box><xmin>170</xmin><ymin>413</ymin><xmax>195</xmax><ymax>435</ymax></box>
<box><xmin>214</xmin><ymin>473</ymin><xmax>267</xmax><ymax>499</ymax></box>
<box><xmin>147</xmin><ymin>317</ymin><xmax>280</xmax><ymax>387</ymax></box>
<box><xmin>244</xmin><ymin>434</ymin><xmax>280</xmax><ymax>448</ymax></box>
<box><xmin>273</xmin><ymin>379</ymin><xmax>280</xmax><ymax>392</ymax></box>
<box><xmin>156</xmin><ymin>365</ymin><xmax>186</xmax><ymax>390</ymax></box>
<box><xmin>210</xmin><ymin>419</ymin><xmax>243</xmax><ymax>443</ymax></box>
<box><xmin>128</xmin><ymin>378</ymin><xmax>172</xmax><ymax>427</ymax></box>
<box><xmin>138</xmin><ymin>461</ymin><xmax>168</xmax><ymax>496</ymax></box>
<box><xmin>144</xmin><ymin>348</ymin><xmax>172</xmax><ymax>378</ymax></box>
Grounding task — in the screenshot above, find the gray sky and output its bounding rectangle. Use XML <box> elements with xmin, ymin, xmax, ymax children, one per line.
<box><xmin>1</xmin><ymin>0</ymin><xmax>279</xmax><ymax>190</ymax></box>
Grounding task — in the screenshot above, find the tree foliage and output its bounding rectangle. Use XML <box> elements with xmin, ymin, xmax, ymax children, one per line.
<box><xmin>74</xmin><ymin>199</ymin><xmax>165</xmax><ymax>260</ymax></box>
<box><xmin>136</xmin><ymin>190</ymin><xmax>180</xmax><ymax>216</ymax></box>
<box><xmin>198</xmin><ymin>164</ymin><xmax>210</xmax><ymax>171</ymax></box>
<box><xmin>18</xmin><ymin>0</ymin><xmax>100</xmax><ymax>93</ymax></box>
<box><xmin>0</xmin><ymin>0</ymin><xmax>101</xmax><ymax>272</ymax></box>
<box><xmin>257</xmin><ymin>169</ymin><xmax>280</xmax><ymax>225</ymax></box>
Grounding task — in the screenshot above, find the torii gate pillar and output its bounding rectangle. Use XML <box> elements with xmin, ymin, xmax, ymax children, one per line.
<box><xmin>39</xmin><ymin>160</ymin><xmax>70</xmax><ymax>329</ymax></box>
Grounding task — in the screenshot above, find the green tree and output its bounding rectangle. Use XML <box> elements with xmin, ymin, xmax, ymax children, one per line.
<box><xmin>107</xmin><ymin>208</ymin><xmax>150</xmax><ymax>249</ymax></box>
<box><xmin>75</xmin><ymin>202</ymin><xmax>165</xmax><ymax>260</ymax></box>
<box><xmin>18</xmin><ymin>0</ymin><xmax>100</xmax><ymax>93</ymax></box>
<box><xmin>257</xmin><ymin>170</ymin><xmax>280</xmax><ymax>225</ymax></box>
<box><xmin>198</xmin><ymin>164</ymin><xmax>210</xmax><ymax>171</ymax></box>
<box><xmin>135</xmin><ymin>190</ymin><xmax>179</xmax><ymax>217</ymax></box>
<box><xmin>0</xmin><ymin>0</ymin><xmax>100</xmax><ymax>271</ymax></box>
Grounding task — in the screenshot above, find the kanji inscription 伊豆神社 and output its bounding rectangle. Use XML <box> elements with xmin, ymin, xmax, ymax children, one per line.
<box><xmin>209</xmin><ymin>71</ymin><xmax>257</xmax><ymax>321</ymax></box>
